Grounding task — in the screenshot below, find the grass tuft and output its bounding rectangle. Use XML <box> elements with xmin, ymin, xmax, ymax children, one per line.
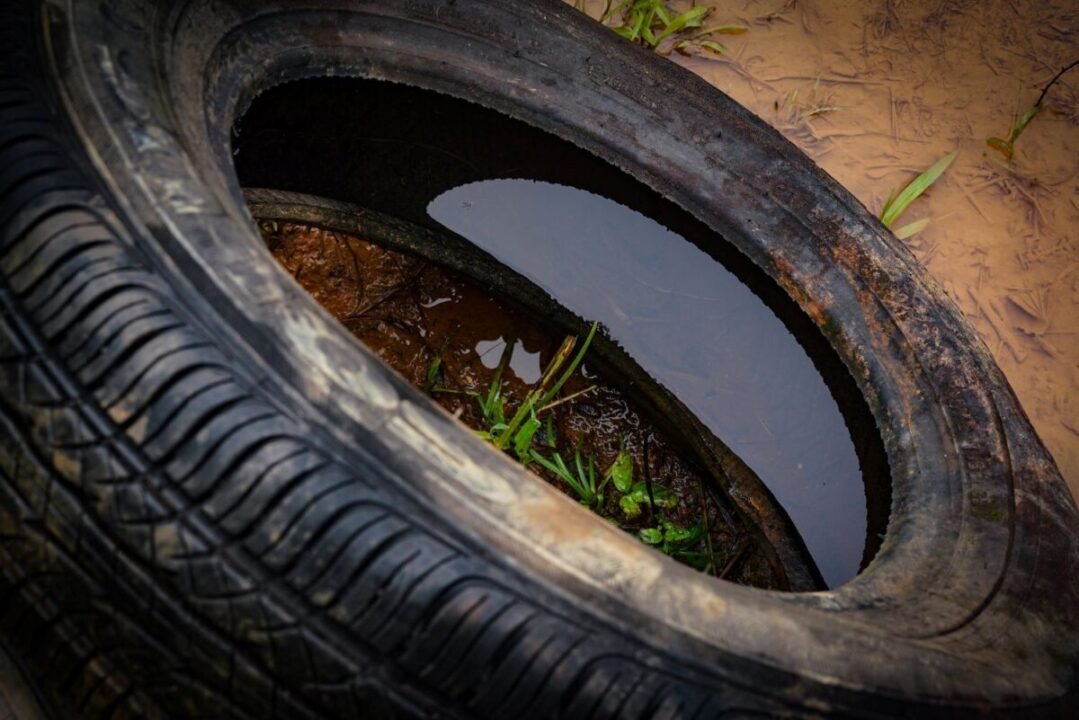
<box><xmin>432</xmin><ymin>319</ymin><xmax>726</xmax><ymax>574</ymax></box>
<box><xmin>581</xmin><ymin>1</ymin><xmax>747</xmax><ymax>56</ymax></box>
<box><xmin>986</xmin><ymin>106</ymin><xmax>1041</xmax><ymax>166</ymax></box>
<box><xmin>985</xmin><ymin>59</ymin><xmax>1078</xmax><ymax>167</ymax></box>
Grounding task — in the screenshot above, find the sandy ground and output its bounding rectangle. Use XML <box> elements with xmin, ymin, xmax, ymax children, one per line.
<box><xmin>573</xmin><ymin>0</ymin><xmax>1078</xmax><ymax>499</ymax></box>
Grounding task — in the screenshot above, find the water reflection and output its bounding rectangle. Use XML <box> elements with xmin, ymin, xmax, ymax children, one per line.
<box><xmin>475</xmin><ymin>336</ymin><xmax>544</xmax><ymax>385</ymax></box>
<box><xmin>429</xmin><ymin>179</ymin><xmax>864</xmax><ymax>587</ymax></box>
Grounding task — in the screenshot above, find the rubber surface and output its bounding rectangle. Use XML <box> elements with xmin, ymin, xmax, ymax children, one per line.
<box><xmin>0</xmin><ymin>643</ymin><xmax>52</xmax><ymax>720</ymax></box>
<box><xmin>0</xmin><ymin>0</ymin><xmax>1077</xmax><ymax>718</ymax></box>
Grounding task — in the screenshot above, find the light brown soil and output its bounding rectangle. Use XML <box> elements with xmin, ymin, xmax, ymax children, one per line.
<box><xmin>259</xmin><ymin>219</ymin><xmax>780</xmax><ymax>588</ymax></box>
<box><xmin>574</xmin><ymin>0</ymin><xmax>1078</xmax><ymax>497</ymax></box>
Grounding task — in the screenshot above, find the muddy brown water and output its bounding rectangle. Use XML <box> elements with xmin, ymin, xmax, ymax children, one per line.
<box><xmin>236</xmin><ymin>76</ymin><xmax>890</xmax><ymax>589</ymax></box>
<box><xmin>259</xmin><ymin>218</ymin><xmax>781</xmax><ymax>589</ymax></box>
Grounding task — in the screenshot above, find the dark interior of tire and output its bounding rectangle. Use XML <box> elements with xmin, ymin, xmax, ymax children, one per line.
<box><xmin>1</xmin><ymin>1</ymin><xmax>1076</xmax><ymax>719</ymax></box>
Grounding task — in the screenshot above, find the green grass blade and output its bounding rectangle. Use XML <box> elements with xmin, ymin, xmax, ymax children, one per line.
<box><xmin>529</xmin><ymin>450</ymin><xmax>572</xmax><ymax>488</ymax></box>
<box><xmin>696</xmin><ymin>40</ymin><xmax>729</xmax><ymax>56</ymax></box>
<box><xmin>652</xmin><ymin>0</ymin><xmax>672</xmax><ymax>26</ymax></box>
<box><xmin>574</xmin><ymin>448</ymin><xmax>588</xmax><ymax>490</ymax></box>
<box><xmin>544</xmin><ymin>414</ymin><xmax>557</xmax><ymax>448</ymax></box>
<box><xmin>627</xmin><ymin>6</ymin><xmax>648</xmax><ymax>41</ymax></box>
<box><xmin>698</xmin><ymin>24</ymin><xmax>748</xmax><ymax>36</ymax></box>
<box><xmin>893</xmin><ymin>217</ymin><xmax>931</xmax><ymax>240</ymax></box>
<box><xmin>498</xmin><ymin>330</ymin><xmax>583</xmax><ymax>449</ymax></box>
<box><xmin>538</xmin><ymin>385</ymin><xmax>596</xmax><ymax>414</ymax></box>
<box><xmin>514</xmin><ymin>413</ymin><xmax>542</xmax><ymax>462</ymax></box>
<box><xmin>552</xmin><ymin>451</ymin><xmax>573</xmax><ymax>480</ymax></box>
<box><xmin>484</xmin><ymin>336</ymin><xmax>515</xmax><ymax>419</ymax></box>
<box><xmin>656</xmin><ymin>5</ymin><xmax>710</xmax><ymax>42</ymax></box>
<box><xmin>424</xmin><ymin>354</ymin><xmax>442</xmax><ymax>391</ymax></box>
<box><xmin>880</xmin><ymin>149</ymin><xmax>958</xmax><ymax>228</ymax></box>
<box><xmin>537</xmin><ymin>322</ymin><xmax>598</xmax><ymax>409</ymax></box>
<box><xmin>559</xmin><ymin>452</ymin><xmax>591</xmax><ymax>500</ymax></box>
<box><xmin>1010</xmin><ymin>105</ymin><xmax>1041</xmax><ymax>143</ymax></box>
<box><xmin>602</xmin><ymin>0</ymin><xmax>631</xmax><ymax>23</ymax></box>
<box><xmin>633</xmin><ymin>3</ymin><xmax>659</xmax><ymax>46</ymax></box>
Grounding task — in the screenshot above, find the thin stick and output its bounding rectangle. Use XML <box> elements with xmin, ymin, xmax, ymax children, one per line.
<box><xmin>695</xmin><ymin>476</ymin><xmax>719</xmax><ymax>577</ymax></box>
<box><xmin>335</xmin><ymin>234</ymin><xmax>367</xmax><ymax>316</ymax></box>
<box><xmin>344</xmin><ymin>264</ymin><xmax>426</xmax><ymax>319</ymax></box>
<box><xmin>643</xmin><ymin>434</ymin><xmax>657</xmax><ymax>524</ymax></box>
<box><xmin>539</xmin><ymin>385</ymin><xmax>597</xmax><ymax>413</ymax></box>
<box><xmin>489</xmin><ymin>335</ymin><xmax>517</xmax><ymax>404</ymax></box>
<box><xmin>719</xmin><ymin>541</ymin><xmax>750</xmax><ymax>580</ymax></box>
<box><xmin>1035</xmin><ymin>59</ymin><xmax>1079</xmax><ymax>108</ymax></box>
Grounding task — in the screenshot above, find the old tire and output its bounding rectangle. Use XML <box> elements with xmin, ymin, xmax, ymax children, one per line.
<box><xmin>1</xmin><ymin>0</ymin><xmax>1076</xmax><ymax>718</ymax></box>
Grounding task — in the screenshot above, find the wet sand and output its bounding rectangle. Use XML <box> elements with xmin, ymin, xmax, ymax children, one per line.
<box><xmin>574</xmin><ymin>0</ymin><xmax>1078</xmax><ymax>497</ymax></box>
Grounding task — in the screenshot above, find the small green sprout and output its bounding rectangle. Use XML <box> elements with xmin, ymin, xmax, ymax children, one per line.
<box><xmin>423</xmin><ymin>339</ymin><xmax>450</xmax><ymax>392</ymax></box>
<box><xmin>986</xmin><ymin>105</ymin><xmax>1041</xmax><ymax>166</ymax></box>
<box><xmin>638</xmin><ymin>518</ymin><xmax>704</xmax><ymax>556</ymax></box>
<box><xmin>605</xmin><ymin>440</ymin><xmax>634</xmax><ymax>493</ymax></box>
<box><xmin>986</xmin><ymin>59</ymin><xmax>1077</xmax><ymax>166</ymax></box>
<box><xmin>619</xmin><ymin>482</ymin><xmax>676</xmax><ymax>519</ymax></box>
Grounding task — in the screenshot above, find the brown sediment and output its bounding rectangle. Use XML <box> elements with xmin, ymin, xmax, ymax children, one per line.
<box><xmin>260</xmin><ymin>219</ymin><xmax>779</xmax><ymax>588</ymax></box>
<box><xmin>571</xmin><ymin>0</ymin><xmax>1079</xmax><ymax>495</ymax></box>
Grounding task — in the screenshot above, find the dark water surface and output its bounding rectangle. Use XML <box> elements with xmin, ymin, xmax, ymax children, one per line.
<box><xmin>430</xmin><ymin>179</ymin><xmax>864</xmax><ymax>587</ymax></box>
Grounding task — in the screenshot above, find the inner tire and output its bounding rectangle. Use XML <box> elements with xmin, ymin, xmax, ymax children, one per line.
<box><xmin>0</xmin><ymin>0</ymin><xmax>1076</xmax><ymax>718</ymax></box>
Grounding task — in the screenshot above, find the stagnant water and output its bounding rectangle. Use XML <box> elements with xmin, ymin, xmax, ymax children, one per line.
<box><xmin>259</xmin><ymin>218</ymin><xmax>783</xmax><ymax>589</ymax></box>
<box><xmin>235</xmin><ymin>77</ymin><xmax>888</xmax><ymax>589</ymax></box>
<box><xmin>429</xmin><ymin>180</ymin><xmax>862</xmax><ymax>587</ymax></box>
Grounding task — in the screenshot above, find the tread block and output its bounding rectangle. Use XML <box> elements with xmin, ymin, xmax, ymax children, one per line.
<box><xmin>11</xmin><ymin>227</ymin><xmax>116</xmax><ymax>299</ymax></box>
<box><xmin>202</xmin><ymin>439</ymin><xmax>307</xmax><ymax>521</ymax></box>
<box><xmin>0</xmin><ymin>170</ymin><xmax>87</xmax><ymax>228</ymax></box>
<box><xmin>301</xmin><ymin>516</ymin><xmax>412</xmax><ymax>608</ymax></box>
<box><xmin>347</xmin><ymin>535</ymin><xmax>457</xmax><ymax>637</ymax></box>
<box><xmin>468</xmin><ymin>615</ymin><xmax>579</xmax><ymax>718</ymax></box>
<box><xmin>282</xmin><ymin>500</ymin><xmax>394</xmax><ymax>590</ymax></box>
<box><xmin>0</xmin><ymin>206</ymin><xmax>98</xmax><ymax>273</ymax></box>
<box><xmin>135</xmin><ymin>381</ymin><xmax>248</xmax><ymax>457</ymax></box>
<box><xmin>216</xmin><ymin>450</ymin><xmax>326</xmax><ymax>535</ymax></box>
<box><xmin>35</xmin><ymin>266</ymin><xmax>155</xmax><ymax>335</ymax></box>
<box><xmin>257</xmin><ymin>482</ymin><xmax>379</xmax><ymax>570</ymax></box>
<box><xmin>56</xmin><ymin>294</ymin><xmax>153</xmax><ymax>359</ymax></box>
<box><xmin>240</xmin><ymin>462</ymin><xmax>356</xmax><ymax>556</ymax></box>
<box><xmin>76</xmin><ymin>321</ymin><xmax>188</xmax><ymax>390</ymax></box>
<box><xmin>412</xmin><ymin>598</ymin><xmax>534</xmax><ymax>697</ymax></box>
<box><xmin>174</xmin><ymin>417</ymin><xmax>301</xmax><ymax>496</ymax></box>
<box><xmin>101</xmin><ymin>349</ymin><xmax>230</xmax><ymax>418</ymax></box>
